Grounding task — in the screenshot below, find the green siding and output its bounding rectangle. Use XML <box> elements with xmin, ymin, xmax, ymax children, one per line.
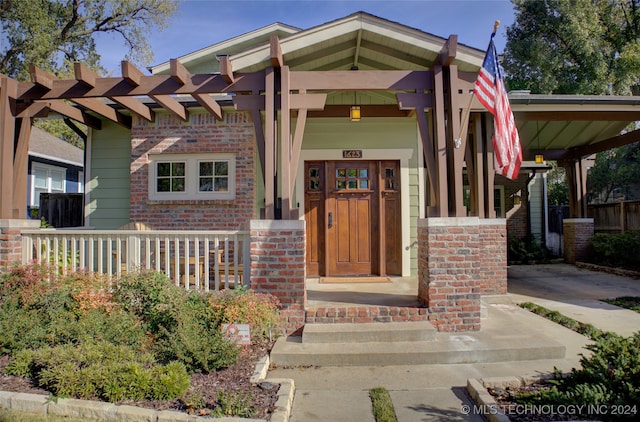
<box><xmin>87</xmin><ymin>121</ymin><xmax>132</xmax><ymax>229</ymax></box>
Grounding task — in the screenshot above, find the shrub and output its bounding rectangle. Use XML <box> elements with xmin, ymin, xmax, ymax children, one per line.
<box><xmin>112</xmin><ymin>270</ymin><xmax>186</xmax><ymax>333</ymax></box>
<box><xmin>508</xmin><ymin>238</ymin><xmax>551</xmax><ymax>264</ymax></box>
<box><xmin>5</xmin><ymin>341</ymin><xmax>190</xmax><ymax>402</ymax></box>
<box><xmin>113</xmin><ymin>271</ymin><xmax>239</xmax><ymax>373</ymax></box>
<box><xmin>516</xmin><ymin>332</ymin><xmax>640</xmax><ymax>415</ymax></box>
<box><xmin>0</xmin><ymin>266</ymin><xmax>146</xmax><ymax>353</ymax></box>
<box><xmin>208</xmin><ymin>286</ymin><xmax>281</xmax><ymax>340</ymax></box>
<box><xmin>154</xmin><ymin>292</ymin><xmax>238</xmax><ymax>373</ymax></box>
<box><xmin>588</xmin><ymin>230</ymin><xmax>640</xmax><ymax>271</ymax></box>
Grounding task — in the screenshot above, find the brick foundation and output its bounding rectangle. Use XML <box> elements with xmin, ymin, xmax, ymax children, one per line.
<box><xmin>0</xmin><ymin>219</ymin><xmax>40</xmax><ymax>271</ymax></box>
<box><xmin>250</xmin><ymin>220</ymin><xmax>306</xmax><ymax>335</ymax></box>
<box><xmin>478</xmin><ymin>219</ymin><xmax>508</xmax><ymax>295</ymax></box>
<box><xmin>417</xmin><ymin>217</ymin><xmax>482</xmax><ymax>332</ymax></box>
<box><xmin>563</xmin><ymin>219</ymin><xmax>594</xmax><ymax>264</ymax></box>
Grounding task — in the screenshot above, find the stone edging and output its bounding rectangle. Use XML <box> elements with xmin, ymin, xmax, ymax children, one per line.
<box><xmin>575</xmin><ymin>262</ymin><xmax>640</xmax><ymax>279</ymax></box>
<box><xmin>0</xmin><ymin>355</ymin><xmax>295</xmax><ymax>422</ymax></box>
<box><xmin>466</xmin><ymin>375</ymin><xmax>554</xmax><ymax>422</ymax></box>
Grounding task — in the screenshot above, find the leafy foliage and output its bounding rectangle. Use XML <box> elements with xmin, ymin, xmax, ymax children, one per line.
<box><xmin>1</xmin><ymin>264</ymin><xmax>281</xmax><ymax>407</ymax></box>
<box><xmin>0</xmin><ymin>0</ymin><xmax>178</xmax><ymax>80</ymax></box>
<box><xmin>209</xmin><ymin>286</ymin><xmax>282</xmax><ymax>340</ymax></box>
<box><xmin>516</xmin><ymin>333</ymin><xmax>640</xmax><ymax>415</ymax></box>
<box><xmin>547</xmin><ymin>162</ymin><xmax>569</xmax><ymax>206</ymax></box>
<box><xmin>5</xmin><ymin>341</ymin><xmax>190</xmax><ymax>402</ymax></box>
<box><xmin>588</xmin><ymin>143</ymin><xmax>640</xmax><ymax>203</ymax></box>
<box><xmin>587</xmin><ymin>230</ymin><xmax>640</xmax><ymax>271</ymax></box>
<box><xmin>508</xmin><ymin>237</ymin><xmax>551</xmax><ymax>264</ymax></box>
<box><xmin>369</xmin><ymin>387</ymin><xmax>398</xmax><ymax>422</ymax></box>
<box><xmin>504</xmin><ymin>0</ymin><xmax>640</xmax><ymax>95</ymax></box>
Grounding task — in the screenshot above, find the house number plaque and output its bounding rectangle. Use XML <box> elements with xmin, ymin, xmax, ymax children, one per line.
<box><xmin>342</xmin><ymin>150</ymin><xmax>363</xmax><ymax>158</ymax></box>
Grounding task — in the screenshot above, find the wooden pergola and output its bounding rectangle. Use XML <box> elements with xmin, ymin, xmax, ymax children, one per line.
<box><xmin>6</xmin><ymin>28</ymin><xmax>638</xmax><ymax>225</ymax></box>
<box><xmin>1</xmin><ymin>35</ymin><xmax>501</xmax><ymax>223</ymax></box>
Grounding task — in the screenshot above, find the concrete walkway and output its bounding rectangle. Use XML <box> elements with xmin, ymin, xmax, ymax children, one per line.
<box><xmin>267</xmin><ymin>264</ymin><xmax>640</xmax><ymax>422</ymax></box>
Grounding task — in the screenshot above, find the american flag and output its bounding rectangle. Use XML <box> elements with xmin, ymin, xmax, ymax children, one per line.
<box><xmin>474</xmin><ymin>36</ymin><xmax>521</xmax><ymax>180</ymax></box>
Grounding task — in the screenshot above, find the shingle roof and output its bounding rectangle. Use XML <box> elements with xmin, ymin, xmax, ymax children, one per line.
<box><xmin>29</xmin><ymin>126</ymin><xmax>84</xmax><ymax>167</ymax></box>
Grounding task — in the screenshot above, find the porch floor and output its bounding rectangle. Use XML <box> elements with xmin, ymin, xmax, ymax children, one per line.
<box><xmin>304</xmin><ymin>277</ymin><xmax>428</xmax><ymax>324</ymax></box>
<box><xmin>305</xmin><ymin>276</ymin><xmax>421</xmax><ymax>308</ymax></box>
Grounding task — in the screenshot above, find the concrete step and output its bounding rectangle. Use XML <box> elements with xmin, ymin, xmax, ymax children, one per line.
<box><xmin>302</xmin><ymin>321</ymin><xmax>436</xmax><ymax>344</ymax></box>
<box><xmin>269</xmin><ymin>333</ymin><xmax>566</xmax><ymax>367</ymax></box>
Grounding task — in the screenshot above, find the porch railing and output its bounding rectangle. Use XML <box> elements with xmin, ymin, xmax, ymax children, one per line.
<box><xmin>21</xmin><ymin>229</ymin><xmax>250</xmax><ymax>291</ymax></box>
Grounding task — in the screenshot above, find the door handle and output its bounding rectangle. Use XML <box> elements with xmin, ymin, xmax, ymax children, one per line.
<box><xmin>328</xmin><ymin>212</ymin><xmax>333</xmax><ymax>228</ymax></box>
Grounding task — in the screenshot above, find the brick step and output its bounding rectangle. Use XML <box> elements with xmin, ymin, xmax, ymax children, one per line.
<box><xmin>302</xmin><ymin>321</ymin><xmax>436</xmax><ymax>344</ymax></box>
<box><xmin>305</xmin><ymin>305</ymin><xmax>429</xmax><ymax>324</ymax></box>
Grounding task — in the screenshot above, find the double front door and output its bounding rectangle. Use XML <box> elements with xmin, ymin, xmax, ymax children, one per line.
<box><xmin>304</xmin><ymin>160</ymin><xmax>401</xmax><ymax>276</ymax></box>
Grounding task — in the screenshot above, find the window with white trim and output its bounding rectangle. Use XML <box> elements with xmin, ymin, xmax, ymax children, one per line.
<box><xmin>31</xmin><ymin>163</ymin><xmax>66</xmax><ymax>207</ymax></box>
<box><xmin>148</xmin><ymin>153</ymin><xmax>235</xmax><ymax>200</ymax></box>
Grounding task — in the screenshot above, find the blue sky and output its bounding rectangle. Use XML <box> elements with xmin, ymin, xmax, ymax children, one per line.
<box><xmin>95</xmin><ymin>0</ymin><xmax>516</xmax><ymax>75</ymax></box>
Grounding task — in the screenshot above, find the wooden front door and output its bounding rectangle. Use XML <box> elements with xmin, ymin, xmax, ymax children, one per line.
<box><xmin>304</xmin><ymin>160</ymin><xmax>401</xmax><ymax>277</ymax></box>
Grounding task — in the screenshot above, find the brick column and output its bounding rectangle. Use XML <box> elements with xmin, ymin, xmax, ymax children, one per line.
<box><xmin>563</xmin><ymin>218</ymin><xmax>594</xmax><ymax>264</ymax></box>
<box><xmin>250</xmin><ymin>219</ymin><xmax>306</xmax><ymax>335</ymax></box>
<box><xmin>0</xmin><ymin>219</ymin><xmax>40</xmax><ymax>271</ymax></box>
<box><xmin>417</xmin><ymin>217</ymin><xmax>481</xmax><ymax>332</ymax></box>
<box><xmin>478</xmin><ymin>219</ymin><xmax>507</xmax><ymax>295</ymax></box>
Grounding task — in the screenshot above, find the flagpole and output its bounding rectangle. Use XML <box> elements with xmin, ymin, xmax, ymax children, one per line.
<box><xmin>455</xmin><ymin>20</ymin><xmax>500</xmax><ymax>148</ymax></box>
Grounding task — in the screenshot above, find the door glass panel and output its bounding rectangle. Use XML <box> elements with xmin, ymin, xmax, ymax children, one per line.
<box><xmin>337</xmin><ymin>180</ymin><xmax>346</xmax><ymax>190</ymax></box>
<box><xmin>360</xmin><ymin>180</ymin><xmax>369</xmax><ymax>189</ymax></box>
<box><xmin>348</xmin><ymin>180</ymin><xmax>357</xmax><ymax>189</ymax></box>
<box><xmin>348</xmin><ymin>168</ymin><xmax>357</xmax><ymax>177</ymax></box>
<box><xmin>359</xmin><ymin>169</ymin><xmax>368</xmax><ymax>178</ymax></box>
<box><xmin>309</xmin><ymin>180</ymin><xmax>319</xmax><ymax>190</ymax></box>
<box><xmin>337</xmin><ymin>168</ymin><xmax>346</xmax><ymax>178</ymax></box>
<box><xmin>384</xmin><ymin>167</ymin><xmax>396</xmax><ymax>190</ymax></box>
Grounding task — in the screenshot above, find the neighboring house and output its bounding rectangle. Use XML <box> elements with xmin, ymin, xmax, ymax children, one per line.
<box><xmin>28</xmin><ymin>127</ymin><xmax>84</xmax><ymax>220</ymax></box>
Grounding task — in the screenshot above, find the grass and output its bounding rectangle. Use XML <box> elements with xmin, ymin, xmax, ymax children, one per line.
<box><xmin>602</xmin><ymin>296</ymin><xmax>640</xmax><ymax>313</ymax></box>
<box><xmin>369</xmin><ymin>387</ymin><xmax>398</xmax><ymax>422</ymax></box>
<box><xmin>0</xmin><ymin>409</ymin><xmax>88</xmax><ymax>422</ymax></box>
<box><xmin>518</xmin><ymin>302</ymin><xmax>607</xmax><ymax>340</ymax></box>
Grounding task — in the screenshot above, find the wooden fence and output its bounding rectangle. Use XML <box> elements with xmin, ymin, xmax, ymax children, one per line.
<box><xmin>587</xmin><ymin>200</ymin><xmax>640</xmax><ymax>233</ymax></box>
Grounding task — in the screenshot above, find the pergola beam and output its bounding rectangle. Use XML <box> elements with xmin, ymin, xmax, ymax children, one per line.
<box><xmin>149</xmin><ymin>94</ymin><xmax>189</xmax><ymax>121</ymax></box>
<box><xmin>219</xmin><ymin>56</ymin><xmax>235</xmax><ymax>84</ymax></box>
<box><xmin>438</xmin><ymin>35</ymin><xmax>458</xmax><ymax>66</ymax></box>
<box><xmin>270</xmin><ymin>36</ymin><xmax>284</xmax><ymax>68</ymax></box>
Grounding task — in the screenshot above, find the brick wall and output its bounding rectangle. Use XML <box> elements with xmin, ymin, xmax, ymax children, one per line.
<box><xmin>417</xmin><ymin>218</ymin><xmax>481</xmax><ymax>332</ymax></box>
<box><xmin>0</xmin><ymin>219</ymin><xmax>40</xmax><ymax>271</ymax></box>
<box><xmin>129</xmin><ymin>112</ymin><xmax>256</xmax><ymax>230</ymax></box>
<box><xmin>478</xmin><ymin>219</ymin><xmax>507</xmax><ymax>295</ymax></box>
<box><xmin>250</xmin><ymin>220</ymin><xmax>306</xmax><ymax>335</ymax></box>
<box><xmin>563</xmin><ymin>219</ymin><xmax>594</xmax><ymax>264</ymax></box>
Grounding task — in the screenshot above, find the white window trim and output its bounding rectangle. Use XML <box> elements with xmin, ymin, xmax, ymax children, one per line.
<box><xmin>148</xmin><ymin>153</ymin><xmax>236</xmax><ymax>201</ymax></box>
<box><xmin>31</xmin><ymin>162</ymin><xmax>67</xmax><ymax>206</ymax></box>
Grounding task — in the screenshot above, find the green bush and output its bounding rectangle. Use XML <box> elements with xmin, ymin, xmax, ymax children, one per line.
<box><xmin>508</xmin><ymin>237</ymin><xmax>551</xmax><ymax>264</ymax></box>
<box><xmin>5</xmin><ymin>341</ymin><xmax>189</xmax><ymax>402</ymax></box>
<box><xmin>1</xmin><ymin>264</ymin><xmax>281</xmax><ymax>407</ymax></box>
<box><xmin>112</xmin><ymin>270</ymin><xmax>186</xmax><ymax>333</ymax></box>
<box><xmin>588</xmin><ymin>230</ymin><xmax>640</xmax><ymax>271</ymax></box>
<box><xmin>516</xmin><ymin>332</ymin><xmax>640</xmax><ymax>416</ymax></box>
<box><xmin>0</xmin><ymin>266</ymin><xmax>146</xmax><ymax>353</ymax></box>
<box><xmin>154</xmin><ymin>291</ymin><xmax>238</xmax><ymax>373</ymax></box>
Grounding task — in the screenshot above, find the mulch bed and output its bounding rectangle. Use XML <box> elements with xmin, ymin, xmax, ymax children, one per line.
<box><xmin>0</xmin><ymin>339</ymin><xmax>278</xmax><ymax>420</ymax></box>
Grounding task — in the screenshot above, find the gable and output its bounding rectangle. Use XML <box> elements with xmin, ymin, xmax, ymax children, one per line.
<box><xmin>153</xmin><ymin>12</ymin><xmax>485</xmax><ymax>75</ymax></box>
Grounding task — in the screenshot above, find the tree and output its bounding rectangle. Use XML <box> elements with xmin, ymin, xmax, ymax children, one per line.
<box><xmin>1</xmin><ymin>0</ymin><xmax>178</xmax><ymax>81</ymax></box>
<box><xmin>587</xmin><ymin>142</ymin><xmax>640</xmax><ymax>203</ymax></box>
<box><xmin>1</xmin><ymin>0</ymin><xmax>178</xmax><ymax>147</ymax></box>
<box><xmin>503</xmin><ymin>0</ymin><xmax>640</xmax><ymax>95</ymax></box>
<box><xmin>547</xmin><ymin>162</ymin><xmax>568</xmax><ymax>206</ymax></box>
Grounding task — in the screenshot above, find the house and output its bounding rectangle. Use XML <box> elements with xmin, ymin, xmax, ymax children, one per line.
<box><xmin>3</xmin><ymin>12</ymin><xmax>640</xmax><ymax>333</ymax></box>
<box><xmin>27</xmin><ymin>126</ymin><xmax>84</xmax><ymax>223</ymax></box>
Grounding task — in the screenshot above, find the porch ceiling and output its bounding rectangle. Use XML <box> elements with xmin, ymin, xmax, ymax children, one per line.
<box><xmin>504</xmin><ymin>93</ymin><xmax>640</xmax><ymax>161</ymax></box>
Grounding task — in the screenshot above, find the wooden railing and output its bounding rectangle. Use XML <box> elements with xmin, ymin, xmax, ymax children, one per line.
<box><xmin>21</xmin><ymin>229</ymin><xmax>250</xmax><ymax>291</ymax></box>
<box><xmin>588</xmin><ymin>200</ymin><xmax>640</xmax><ymax>234</ymax></box>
